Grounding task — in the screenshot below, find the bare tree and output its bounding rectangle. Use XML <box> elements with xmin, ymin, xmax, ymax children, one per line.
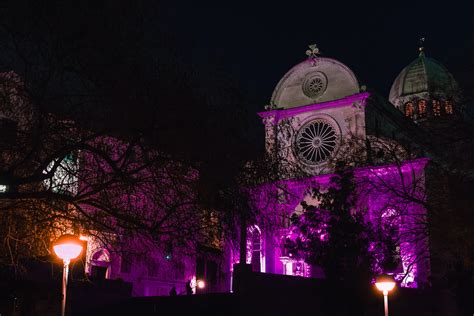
<box><xmin>0</xmin><ymin>2</ymin><xmax>235</xmax><ymax>273</ymax></box>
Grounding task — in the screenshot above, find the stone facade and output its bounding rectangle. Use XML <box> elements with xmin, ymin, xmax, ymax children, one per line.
<box><xmin>229</xmin><ymin>53</ymin><xmax>436</xmax><ymax>289</ymax></box>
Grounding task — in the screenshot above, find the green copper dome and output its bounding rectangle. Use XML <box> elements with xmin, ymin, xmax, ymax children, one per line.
<box><xmin>389</xmin><ymin>54</ymin><xmax>459</xmax><ymax>109</ymax></box>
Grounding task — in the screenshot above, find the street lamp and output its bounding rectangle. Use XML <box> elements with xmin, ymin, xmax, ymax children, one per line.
<box><xmin>53</xmin><ymin>234</ymin><xmax>83</xmax><ymax>316</ymax></box>
<box><xmin>375</xmin><ymin>274</ymin><xmax>396</xmax><ymax>316</ymax></box>
<box><xmin>197</xmin><ymin>279</ymin><xmax>206</xmax><ymax>290</ymax></box>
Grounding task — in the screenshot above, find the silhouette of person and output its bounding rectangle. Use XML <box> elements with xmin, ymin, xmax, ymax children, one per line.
<box><xmin>185</xmin><ymin>280</ymin><xmax>193</xmax><ymax>295</ymax></box>
<box><xmin>169</xmin><ymin>286</ymin><xmax>177</xmax><ymax>296</ymax></box>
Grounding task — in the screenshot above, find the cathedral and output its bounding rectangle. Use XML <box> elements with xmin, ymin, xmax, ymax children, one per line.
<box><xmin>224</xmin><ymin>43</ymin><xmax>466</xmax><ymax>292</ymax></box>
<box><xmin>75</xmin><ymin>44</ymin><xmax>467</xmax><ymax>295</ymax></box>
<box><xmin>0</xmin><ymin>42</ymin><xmax>469</xmax><ymax>298</ymax></box>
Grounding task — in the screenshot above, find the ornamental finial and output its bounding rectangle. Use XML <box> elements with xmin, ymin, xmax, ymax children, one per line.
<box><xmin>306</xmin><ymin>44</ymin><xmax>320</xmax><ymax>58</ymax></box>
<box><xmin>418</xmin><ymin>37</ymin><xmax>426</xmax><ymax>57</ymax></box>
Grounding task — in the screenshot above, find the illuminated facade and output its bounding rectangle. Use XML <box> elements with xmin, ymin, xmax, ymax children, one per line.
<box><xmin>76</xmin><ymin>140</ymin><xmax>209</xmax><ymax>297</ymax></box>
<box><xmin>225</xmin><ymin>45</ymin><xmax>462</xmax><ymax>290</ymax></box>
<box><xmin>0</xmin><ymin>43</ymin><xmax>463</xmax><ymax>296</ymax></box>
<box><xmin>66</xmin><ymin>46</ymin><xmax>461</xmax><ymax>293</ymax></box>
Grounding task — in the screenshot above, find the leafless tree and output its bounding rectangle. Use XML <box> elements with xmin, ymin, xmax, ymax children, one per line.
<box><xmin>0</xmin><ymin>2</ymin><xmax>247</xmax><ymax>273</ymax></box>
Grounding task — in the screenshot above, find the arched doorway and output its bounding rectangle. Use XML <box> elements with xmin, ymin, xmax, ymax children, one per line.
<box><xmin>248</xmin><ymin>225</ymin><xmax>264</xmax><ymax>272</ymax></box>
<box><xmin>90</xmin><ymin>249</ymin><xmax>111</xmax><ymax>279</ymax></box>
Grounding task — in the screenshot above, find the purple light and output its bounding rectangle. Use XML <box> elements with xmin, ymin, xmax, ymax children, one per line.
<box><xmin>244</xmin><ymin>158</ymin><xmax>430</xmax><ymax>288</ymax></box>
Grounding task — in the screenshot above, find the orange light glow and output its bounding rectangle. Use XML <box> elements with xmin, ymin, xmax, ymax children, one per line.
<box><xmin>197</xmin><ymin>279</ymin><xmax>206</xmax><ymax>289</ymax></box>
<box><xmin>375</xmin><ymin>281</ymin><xmax>396</xmax><ymax>292</ymax></box>
<box><xmin>53</xmin><ymin>235</ymin><xmax>83</xmax><ymax>261</ymax></box>
<box><xmin>375</xmin><ymin>274</ymin><xmax>396</xmax><ymax>294</ymax></box>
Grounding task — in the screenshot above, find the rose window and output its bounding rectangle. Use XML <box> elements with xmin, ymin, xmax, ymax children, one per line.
<box><xmin>295</xmin><ymin>119</ymin><xmax>338</xmax><ymax>165</ymax></box>
<box><xmin>302</xmin><ymin>72</ymin><xmax>327</xmax><ymax>98</ymax></box>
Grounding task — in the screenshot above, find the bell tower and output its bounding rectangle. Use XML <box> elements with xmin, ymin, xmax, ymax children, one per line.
<box><xmin>389</xmin><ymin>39</ymin><xmax>460</xmax><ymax>124</ymax></box>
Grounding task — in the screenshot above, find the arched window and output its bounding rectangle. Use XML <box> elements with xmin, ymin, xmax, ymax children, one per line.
<box><xmin>417</xmin><ymin>100</ymin><xmax>427</xmax><ymax>118</ymax></box>
<box><xmin>432</xmin><ymin>100</ymin><xmax>441</xmax><ymax>117</ymax></box>
<box><xmin>404</xmin><ymin>102</ymin><xmax>414</xmax><ymax>118</ymax></box>
<box><xmin>251</xmin><ymin>229</ymin><xmax>261</xmax><ymax>272</ymax></box>
<box><xmin>444</xmin><ymin>101</ymin><xmax>454</xmax><ymax>115</ymax></box>
<box><xmin>380</xmin><ymin>209</ymin><xmax>403</xmax><ymax>274</ymax></box>
<box><xmin>247</xmin><ymin>225</ymin><xmax>264</xmax><ymax>272</ymax></box>
<box><xmin>91</xmin><ymin>249</ymin><xmax>111</xmax><ymax>279</ymax></box>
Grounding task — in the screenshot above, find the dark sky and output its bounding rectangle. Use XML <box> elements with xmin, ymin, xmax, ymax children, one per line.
<box><xmin>2</xmin><ymin>1</ymin><xmax>473</xmax><ymax>111</ymax></box>
<box><xmin>162</xmin><ymin>1</ymin><xmax>473</xmax><ymax>108</ymax></box>
<box><xmin>159</xmin><ymin>0</ymin><xmax>474</xmax><ymax>169</ymax></box>
<box><xmin>1</xmin><ymin>0</ymin><xmax>473</xmax><ymax>168</ymax></box>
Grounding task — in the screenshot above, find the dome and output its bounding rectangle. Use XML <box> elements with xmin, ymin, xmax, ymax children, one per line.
<box><xmin>389</xmin><ymin>53</ymin><xmax>459</xmax><ymax>109</ymax></box>
<box><xmin>270</xmin><ymin>57</ymin><xmax>360</xmax><ymax>109</ymax></box>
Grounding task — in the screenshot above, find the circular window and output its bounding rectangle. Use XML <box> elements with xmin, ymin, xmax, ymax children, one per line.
<box><xmin>302</xmin><ymin>72</ymin><xmax>327</xmax><ymax>98</ymax></box>
<box><xmin>295</xmin><ymin>119</ymin><xmax>338</xmax><ymax>165</ymax></box>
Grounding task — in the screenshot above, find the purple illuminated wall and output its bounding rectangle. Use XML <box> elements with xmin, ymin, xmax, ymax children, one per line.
<box><xmin>232</xmin><ymin>158</ymin><xmax>430</xmax><ymax>288</ymax></box>
<box><xmin>77</xmin><ymin>136</ymin><xmax>201</xmax><ymax>296</ymax></box>
<box><xmin>78</xmin><ymin>137</ymin><xmax>430</xmax><ymax>295</ymax></box>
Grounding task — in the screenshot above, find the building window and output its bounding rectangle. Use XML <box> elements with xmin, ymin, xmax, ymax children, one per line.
<box><xmin>293</xmin><ymin>261</ymin><xmax>304</xmax><ymax>277</ymax></box>
<box><xmin>90</xmin><ymin>249</ymin><xmax>111</xmax><ymax>279</ymax></box>
<box><xmin>295</xmin><ymin>119</ymin><xmax>338</xmax><ymax>165</ymax></box>
<box><xmin>44</xmin><ymin>152</ymin><xmax>79</xmax><ymax>195</ymax></box>
<box><xmin>444</xmin><ymin>101</ymin><xmax>454</xmax><ymax>115</ymax></box>
<box><xmin>432</xmin><ymin>100</ymin><xmax>441</xmax><ymax>117</ymax></box>
<box><xmin>251</xmin><ymin>229</ymin><xmax>261</xmax><ymax>272</ymax></box>
<box><xmin>302</xmin><ymin>72</ymin><xmax>328</xmax><ymax>98</ymax></box>
<box><xmin>417</xmin><ymin>99</ymin><xmax>427</xmax><ymax>118</ymax></box>
<box><xmin>247</xmin><ymin>225</ymin><xmax>264</xmax><ymax>272</ymax></box>
<box><xmin>0</xmin><ymin>185</ymin><xmax>7</xmax><ymax>193</ymax></box>
<box><xmin>404</xmin><ymin>102</ymin><xmax>414</xmax><ymax>118</ymax></box>
<box><xmin>380</xmin><ymin>209</ymin><xmax>403</xmax><ymax>274</ymax></box>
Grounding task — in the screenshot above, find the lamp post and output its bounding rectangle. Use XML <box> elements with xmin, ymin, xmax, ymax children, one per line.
<box><xmin>53</xmin><ymin>235</ymin><xmax>83</xmax><ymax>316</ymax></box>
<box><xmin>375</xmin><ymin>274</ymin><xmax>396</xmax><ymax>316</ymax></box>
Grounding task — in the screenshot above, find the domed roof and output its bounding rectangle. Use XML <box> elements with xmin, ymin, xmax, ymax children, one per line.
<box><xmin>389</xmin><ymin>53</ymin><xmax>459</xmax><ymax>107</ymax></box>
<box><xmin>270</xmin><ymin>56</ymin><xmax>360</xmax><ymax>109</ymax></box>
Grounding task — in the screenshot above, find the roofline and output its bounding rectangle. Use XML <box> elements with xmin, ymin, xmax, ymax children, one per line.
<box><xmin>258</xmin><ymin>92</ymin><xmax>370</xmax><ymax>123</ymax></box>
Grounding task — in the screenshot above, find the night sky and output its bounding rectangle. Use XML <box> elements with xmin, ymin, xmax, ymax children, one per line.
<box><xmin>159</xmin><ymin>0</ymin><xmax>474</xmax><ymax>164</ymax></box>
<box><xmin>1</xmin><ymin>1</ymin><xmax>473</xmax><ymax>170</ymax></box>
<box><xmin>164</xmin><ymin>1</ymin><xmax>474</xmax><ymax>106</ymax></box>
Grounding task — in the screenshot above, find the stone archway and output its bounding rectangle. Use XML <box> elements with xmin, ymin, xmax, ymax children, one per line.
<box><xmin>247</xmin><ymin>225</ymin><xmax>265</xmax><ymax>273</ymax></box>
<box><xmin>90</xmin><ymin>248</ymin><xmax>111</xmax><ymax>279</ymax></box>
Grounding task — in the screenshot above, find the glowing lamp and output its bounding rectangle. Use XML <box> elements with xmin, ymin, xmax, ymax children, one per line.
<box><xmin>375</xmin><ymin>274</ymin><xmax>396</xmax><ymax>294</ymax></box>
<box><xmin>197</xmin><ymin>279</ymin><xmax>206</xmax><ymax>289</ymax></box>
<box><xmin>53</xmin><ymin>234</ymin><xmax>83</xmax><ymax>262</ymax></box>
<box><xmin>53</xmin><ymin>234</ymin><xmax>83</xmax><ymax>316</ymax></box>
<box><xmin>375</xmin><ymin>274</ymin><xmax>396</xmax><ymax>316</ymax></box>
